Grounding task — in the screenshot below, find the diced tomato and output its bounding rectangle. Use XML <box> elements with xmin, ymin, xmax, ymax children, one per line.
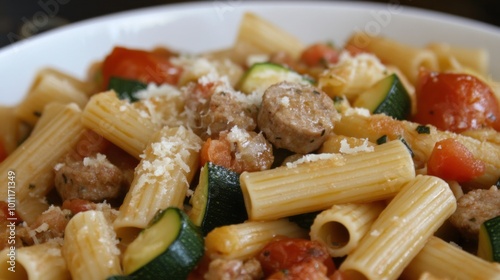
<box><xmin>343</xmin><ymin>43</ymin><xmax>367</xmax><ymax>57</ymax></box>
<box><xmin>0</xmin><ymin>201</ymin><xmax>22</xmax><ymax>224</ymax></box>
<box><xmin>257</xmin><ymin>237</ymin><xmax>336</xmax><ymax>278</ymax></box>
<box><xmin>300</xmin><ymin>43</ymin><xmax>339</xmax><ymax>67</ymax></box>
<box><xmin>412</xmin><ymin>71</ymin><xmax>500</xmax><ymax>133</ymax></box>
<box><xmin>0</xmin><ymin>139</ymin><xmax>7</xmax><ymax>163</ymax></box>
<box><xmin>427</xmin><ymin>138</ymin><xmax>485</xmax><ymax>182</ymax></box>
<box><xmin>102</xmin><ymin>46</ymin><xmax>182</xmax><ymax>88</ymax></box>
<box><xmin>199</xmin><ymin>138</ymin><xmax>232</xmax><ymax>169</ymax></box>
<box><xmin>61</xmin><ymin>199</ymin><xmax>95</xmax><ymax>215</ymax></box>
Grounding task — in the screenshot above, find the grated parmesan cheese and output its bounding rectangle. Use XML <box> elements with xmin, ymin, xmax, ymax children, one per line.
<box><xmin>83</xmin><ymin>153</ymin><xmax>114</xmax><ymax>168</ymax></box>
<box><xmin>339</xmin><ymin>138</ymin><xmax>374</xmax><ymax>154</ymax></box>
<box><xmin>286</xmin><ymin>153</ymin><xmax>345</xmax><ymax>168</ymax></box>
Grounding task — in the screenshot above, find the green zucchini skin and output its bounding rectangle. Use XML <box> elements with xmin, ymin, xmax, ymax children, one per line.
<box><xmin>236</xmin><ymin>62</ymin><xmax>312</xmax><ymax>95</ymax></box>
<box><xmin>478</xmin><ymin>215</ymin><xmax>500</xmax><ymax>262</ymax></box>
<box><xmin>190</xmin><ymin>162</ymin><xmax>248</xmax><ymax>235</ymax></box>
<box><xmin>354</xmin><ymin>73</ymin><xmax>411</xmax><ymax>120</ymax></box>
<box><xmin>124</xmin><ymin>207</ymin><xmax>204</xmax><ymax>280</ymax></box>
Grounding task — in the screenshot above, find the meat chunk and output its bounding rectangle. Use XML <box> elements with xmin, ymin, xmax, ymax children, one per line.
<box><xmin>54</xmin><ymin>153</ymin><xmax>125</xmax><ymax>202</ymax></box>
<box><xmin>17</xmin><ymin>206</ymin><xmax>71</xmax><ymax>246</ymax></box>
<box><xmin>184</xmin><ymin>79</ymin><xmax>258</xmax><ymax>140</ymax></box>
<box><xmin>204</xmin><ymin>258</ymin><xmax>263</xmax><ymax>280</ymax></box>
<box><xmin>449</xmin><ymin>186</ymin><xmax>500</xmax><ymax>240</ymax></box>
<box><xmin>258</xmin><ymin>82</ymin><xmax>339</xmax><ymax>154</ymax></box>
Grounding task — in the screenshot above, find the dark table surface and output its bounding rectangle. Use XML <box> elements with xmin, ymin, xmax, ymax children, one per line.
<box><xmin>1</xmin><ymin>0</ymin><xmax>499</xmax><ymax>49</ymax></box>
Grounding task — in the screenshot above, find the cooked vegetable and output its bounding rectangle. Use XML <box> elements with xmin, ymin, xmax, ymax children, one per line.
<box><xmin>300</xmin><ymin>43</ymin><xmax>339</xmax><ymax>67</ymax></box>
<box><xmin>353</xmin><ymin>73</ymin><xmax>411</xmax><ymax>120</ymax></box>
<box><xmin>257</xmin><ymin>237</ymin><xmax>336</xmax><ymax>278</ymax></box>
<box><xmin>427</xmin><ymin>138</ymin><xmax>485</xmax><ymax>182</ymax></box>
<box><xmin>236</xmin><ymin>62</ymin><xmax>311</xmax><ymax>95</ymax></box>
<box><xmin>108</xmin><ymin>77</ymin><xmax>147</xmax><ymax>102</ymax></box>
<box><xmin>412</xmin><ymin>72</ymin><xmax>500</xmax><ymax>133</ymax></box>
<box><xmin>189</xmin><ymin>162</ymin><xmax>248</xmax><ymax>235</ymax></box>
<box><xmin>122</xmin><ymin>207</ymin><xmax>204</xmax><ymax>279</ymax></box>
<box><xmin>478</xmin><ymin>215</ymin><xmax>500</xmax><ymax>262</ymax></box>
<box><xmin>102</xmin><ymin>46</ymin><xmax>181</xmax><ymax>88</ymax></box>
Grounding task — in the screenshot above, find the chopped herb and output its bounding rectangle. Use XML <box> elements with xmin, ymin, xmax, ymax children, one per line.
<box><xmin>29</xmin><ymin>184</ymin><xmax>36</xmax><ymax>189</ymax></box>
<box><xmin>469</xmin><ymin>217</ymin><xmax>477</xmax><ymax>223</ymax></box>
<box><xmin>313</xmin><ymin>90</ymin><xmax>321</xmax><ymax>95</ymax></box>
<box><xmin>416</xmin><ymin>125</ymin><xmax>431</xmax><ymax>134</ymax></box>
<box><xmin>62</xmin><ymin>173</ymin><xmax>68</xmax><ymax>184</ymax></box>
<box><xmin>399</xmin><ymin>137</ymin><xmax>414</xmax><ymax>157</ymax></box>
<box><xmin>496</xmin><ymin>177</ymin><xmax>500</xmax><ymax>189</ymax></box>
<box><xmin>321</xmin><ymin>129</ymin><xmax>326</xmax><ymax>136</ymax></box>
<box><xmin>33</xmin><ymin>111</ymin><xmax>42</xmax><ymax>117</ymax></box>
<box><xmin>376</xmin><ymin>135</ymin><xmax>388</xmax><ymax>145</ymax></box>
<box><xmin>333</xmin><ymin>96</ymin><xmax>344</xmax><ymax>104</ymax></box>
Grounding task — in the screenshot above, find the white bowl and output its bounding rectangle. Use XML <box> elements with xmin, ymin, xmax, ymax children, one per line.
<box><xmin>1</xmin><ymin>1</ymin><xmax>499</xmax><ymax>105</ymax></box>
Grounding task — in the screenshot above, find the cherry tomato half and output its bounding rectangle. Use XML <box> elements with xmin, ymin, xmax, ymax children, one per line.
<box><xmin>102</xmin><ymin>46</ymin><xmax>181</xmax><ymax>88</ymax></box>
<box><xmin>300</xmin><ymin>43</ymin><xmax>339</xmax><ymax>67</ymax></box>
<box><xmin>412</xmin><ymin>71</ymin><xmax>500</xmax><ymax>133</ymax></box>
<box><xmin>427</xmin><ymin>138</ymin><xmax>485</xmax><ymax>182</ymax></box>
<box><xmin>257</xmin><ymin>237</ymin><xmax>336</xmax><ymax>278</ymax></box>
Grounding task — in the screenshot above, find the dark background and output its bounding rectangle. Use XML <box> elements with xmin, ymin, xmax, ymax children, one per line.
<box><xmin>1</xmin><ymin>0</ymin><xmax>499</xmax><ymax>49</ymax></box>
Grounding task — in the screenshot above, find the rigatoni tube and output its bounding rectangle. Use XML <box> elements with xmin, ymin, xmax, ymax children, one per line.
<box><xmin>81</xmin><ymin>91</ymin><xmax>157</xmax><ymax>159</ymax></box>
<box><xmin>310</xmin><ymin>202</ymin><xmax>385</xmax><ymax>257</ymax></box>
<box><xmin>113</xmin><ymin>126</ymin><xmax>202</xmax><ymax>237</ymax></box>
<box><xmin>401</xmin><ymin>236</ymin><xmax>500</xmax><ymax>280</ymax></box>
<box><xmin>205</xmin><ymin>219</ymin><xmax>307</xmax><ymax>261</ymax></box>
<box><xmin>339</xmin><ymin>175</ymin><xmax>457</xmax><ymax>280</ymax></box>
<box><xmin>240</xmin><ymin>140</ymin><xmax>415</xmax><ymax>221</ymax></box>
<box><xmin>63</xmin><ymin>211</ymin><xmax>122</xmax><ymax>280</ymax></box>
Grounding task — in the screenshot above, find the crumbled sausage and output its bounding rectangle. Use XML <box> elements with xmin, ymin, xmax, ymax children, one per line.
<box><xmin>204</xmin><ymin>258</ymin><xmax>263</xmax><ymax>280</ymax></box>
<box><xmin>17</xmin><ymin>206</ymin><xmax>71</xmax><ymax>246</ymax></box>
<box><xmin>258</xmin><ymin>81</ymin><xmax>339</xmax><ymax>154</ymax></box>
<box><xmin>54</xmin><ymin>153</ymin><xmax>126</xmax><ymax>202</ymax></box>
<box><xmin>449</xmin><ymin>186</ymin><xmax>500</xmax><ymax>240</ymax></box>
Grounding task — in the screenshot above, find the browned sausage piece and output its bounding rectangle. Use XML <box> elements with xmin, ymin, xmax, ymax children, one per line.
<box><xmin>54</xmin><ymin>154</ymin><xmax>125</xmax><ymax>202</ymax></box>
<box><xmin>449</xmin><ymin>186</ymin><xmax>500</xmax><ymax>240</ymax></box>
<box><xmin>258</xmin><ymin>81</ymin><xmax>339</xmax><ymax>154</ymax></box>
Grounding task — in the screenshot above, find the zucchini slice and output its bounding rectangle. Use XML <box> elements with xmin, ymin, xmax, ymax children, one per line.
<box><xmin>236</xmin><ymin>62</ymin><xmax>312</xmax><ymax>95</ymax></box>
<box><xmin>189</xmin><ymin>162</ymin><xmax>248</xmax><ymax>235</ymax></box>
<box><xmin>122</xmin><ymin>207</ymin><xmax>204</xmax><ymax>279</ymax></box>
<box><xmin>478</xmin><ymin>215</ymin><xmax>500</xmax><ymax>262</ymax></box>
<box><xmin>353</xmin><ymin>73</ymin><xmax>411</xmax><ymax>120</ymax></box>
<box><xmin>108</xmin><ymin>77</ymin><xmax>147</xmax><ymax>102</ymax></box>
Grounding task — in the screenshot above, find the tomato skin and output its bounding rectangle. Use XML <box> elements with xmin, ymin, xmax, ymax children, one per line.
<box><xmin>102</xmin><ymin>46</ymin><xmax>181</xmax><ymax>88</ymax></box>
<box><xmin>412</xmin><ymin>71</ymin><xmax>500</xmax><ymax>133</ymax></box>
<box><xmin>300</xmin><ymin>43</ymin><xmax>339</xmax><ymax>67</ymax></box>
<box><xmin>427</xmin><ymin>138</ymin><xmax>485</xmax><ymax>182</ymax></box>
<box><xmin>257</xmin><ymin>237</ymin><xmax>336</xmax><ymax>278</ymax></box>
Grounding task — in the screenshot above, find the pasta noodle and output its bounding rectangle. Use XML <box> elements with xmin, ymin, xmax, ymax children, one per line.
<box><xmin>1</xmin><ymin>10</ymin><xmax>500</xmax><ymax>280</ymax></box>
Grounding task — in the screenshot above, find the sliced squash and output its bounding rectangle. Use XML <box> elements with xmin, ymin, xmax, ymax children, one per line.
<box><xmin>354</xmin><ymin>73</ymin><xmax>411</xmax><ymax>120</ymax></box>
<box><xmin>122</xmin><ymin>207</ymin><xmax>204</xmax><ymax>279</ymax></box>
<box><xmin>189</xmin><ymin>162</ymin><xmax>248</xmax><ymax>235</ymax></box>
<box><xmin>478</xmin><ymin>215</ymin><xmax>500</xmax><ymax>262</ymax></box>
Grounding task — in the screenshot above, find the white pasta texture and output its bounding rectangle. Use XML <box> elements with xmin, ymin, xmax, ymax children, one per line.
<box><xmin>0</xmin><ymin>240</ymin><xmax>70</xmax><ymax>280</ymax></box>
<box><xmin>339</xmin><ymin>175</ymin><xmax>457</xmax><ymax>280</ymax></box>
<box><xmin>113</xmin><ymin>126</ymin><xmax>202</xmax><ymax>236</ymax></box>
<box><xmin>205</xmin><ymin>219</ymin><xmax>308</xmax><ymax>261</ymax></box>
<box><xmin>310</xmin><ymin>202</ymin><xmax>385</xmax><ymax>257</ymax></box>
<box><xmin>63</xmin><ymin>211</ymin><xmax>121</xmax><ymax>280</ymax></box>
<box><xmin>240</xmin><ymin>140</ymin><xmax>415</xmax><ymax>220</ymax></box>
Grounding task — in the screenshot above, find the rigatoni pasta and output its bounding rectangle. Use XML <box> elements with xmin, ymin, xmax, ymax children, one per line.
<box><xmin>1</xmin><ymin>9</ymin><xmax>500</xmax><ymax>280</ymax></box>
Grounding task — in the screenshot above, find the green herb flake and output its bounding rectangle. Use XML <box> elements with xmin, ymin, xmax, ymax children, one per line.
<box><xmin>28</xmin><ymin>184</ymin><xmax>36</xmax><ymax>190</ymax></box>
<box><xmin>399</xmin><ymin>137</ymin><xmax>414</xmax><ymax>157</ymax></box>
<box><xmin>376</xmin><ymin>135</ymin><xmax>388</xmax><ymax>145</ymax></box>
<box><xmin>416</xmin><ymin>125</ymin><xmax>431</xmax><ymax>134</ymax></box>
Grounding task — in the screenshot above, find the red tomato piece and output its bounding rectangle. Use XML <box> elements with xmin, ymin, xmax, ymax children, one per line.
<box><xmin>412</xmin><ymin>71</ymin><xmax>500</xmax><ymax>133</ymax></box>
<box><xmin>300</xmin><ymin>43</ymin><xmax>339</xmax><ymax>67</ymax></box>
<box><xmin>102</xmin><ymin>46</ymin><xmax>182</xmax><ymax>88</ymax></box>
<box><xmin>427</xmin><ymin>138</ymin><xmax>485</xmax><ymax>182</ymax></box>
<box><xmin>257</xmin><ymin>237</ymin><xmax>336</xmax><ymax>278</ymax></box>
